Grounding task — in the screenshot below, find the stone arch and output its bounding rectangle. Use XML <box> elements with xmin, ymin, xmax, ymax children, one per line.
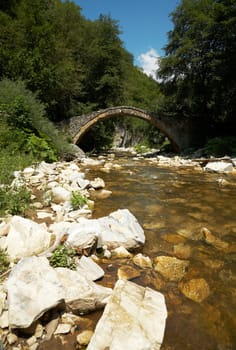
<box><xmin>65</xmin><ymin>106</ymin><xmax>203</xmax><ymax>152</ymax></box>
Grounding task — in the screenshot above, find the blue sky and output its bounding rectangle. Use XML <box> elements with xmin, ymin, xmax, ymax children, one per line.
<box><xmin>75</xmin><ymin>0</ymin><xmax>180</xmax><ymax>79</ymax></box>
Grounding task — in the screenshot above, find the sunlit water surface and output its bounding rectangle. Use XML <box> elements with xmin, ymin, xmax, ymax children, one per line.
<box><xmin>83</xmin><ymin>155</ymin><xmax>236</xmax><ymax>350</ymax></box>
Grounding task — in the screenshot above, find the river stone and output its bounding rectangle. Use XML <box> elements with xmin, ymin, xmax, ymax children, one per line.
<box><xmin>204</xmin><ymin>161</ymin><xmax>233</xmax><ymax>173</ymax></box>
<box><xmin>55</xmin><ymin>267</ymin><xmax>112</xmax><ymax>313</ymax></box>
<box><xmin>77</xmin><ymin>330</ymin><xmax>94</xmax><ymax>346</ymax></box>
<box><xmin>54</xmin><ymin>323</ymin><xmax>71</xmax><ymax>334</ymax></box>
<box><xmin>90</xmin><ymin>177</ymin><xmax>105</xmax><ymax>189</ymax></box>
<box><xmin>5</xmin><ymin>256</ymin><xmax>64</xmax><ymax>328</ymax></box>
<box><xmin>76</xmin><ymin>255</ymin><xmax>105</xmax><ymax>281</ymax></box>
<box><xmin>5</xmin><ymin>216</ymin><xmax>52</xmax><ymax>261</ymax></box>
<box><xmin>50</xmin><ymin>186</ymin><xmax>71</xmax><ymax>204</ymax></box>
<box><xmin>111</xmin><ymin>246</ymin><xmax>132</xmax><ymax>258</ymax></box>
<box><xmin>153</xmin><ymin>256</ymin><xmax>189</xmax><ymax>281</ymax></box>
<box><xmin>133</xmin><ymin>253</ymin><xmax>153</xmax><ymax>269</ymax></box>
<box><xmin>81</xmin><ymin>158</ymin><xmax>105</xmax><ymax>166</ymax></box>
<box><xmin>173</xmin><ymin>243</ymin><xmax>192</xmax><ymax>259</ymax></box>
<box><xmin>89</xmin><ymin>189</ymin><xmax>112</xmax><ymax>199</ymax></box>
<box><xmin>87</xmin><ymin>279</ymin><xmax>167</xmax><ymax>350</ymax></box>
<box><xmin>117</xmin><ymin>265</ymin><xmax>141</xmax><ymax>280</ymax></box>
<box><xmin>201</xmin><ymin>227</ymin><xmax>229</xmax><ymax>251</ymax></box>
<box><xmin>179</xmin><ymin>278</ymin><xmax>210</xmax><ymax>303</ymax></box>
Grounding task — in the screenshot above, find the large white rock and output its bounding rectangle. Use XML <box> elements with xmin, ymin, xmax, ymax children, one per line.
<box><xmin>50</xmin><ymin>209</ymin><xmax>144</xmax><ymax>251</ymax></box>
<box><xmin>98</xmin><ymin>209</ymin><xmax>145</xmax><ymax>249</ymax></box>
<box><xmin>204</xmin><ymin>161</ymin><xmax>233</xmax><ymax>173</ymax></box>
<box><xmin>5</xmin><ymin>216</ymin><xmax>52</xmax><ymax>260</ymax></box>
<box><xmin>87</xmin><ymin>279</ymin><xmax>167</xmax><ymax>350</ymax></box>
<box><xmin>5</xmin><ymin>256</ymin><xmax>64</xmax><ymax>328</ymax></box>
<box><xmin>55</xmin><ymin>267</ymin><xmax>111</xmax><ymax>313</ymax></box>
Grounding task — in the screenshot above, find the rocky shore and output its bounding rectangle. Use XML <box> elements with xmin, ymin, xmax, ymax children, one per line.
<box><xmin>0</xmin><ymin>152</ymin><xmax>235</xmax><ymax>350</ymax></box>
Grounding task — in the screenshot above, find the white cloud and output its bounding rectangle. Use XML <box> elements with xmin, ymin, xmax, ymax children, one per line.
<box><xmin>137</xmin><ymin>48</ymin><xmax>160</xmax><ymax>80</ymax></box>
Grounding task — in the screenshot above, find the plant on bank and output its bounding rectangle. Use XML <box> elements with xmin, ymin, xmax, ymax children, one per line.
<box><xmin>49</xmin><ymin>244</ymin><xmax>77</xmax><ymax>270</ymax></box>
<box><xmin>0</xmin><ymin>185</ymin><xmax>31</xmax><ymax>216</ymax></box>
<box><xmin>70</xmin><ymin>191</ymin><xmax>88</xmax><ymax>210</ymax></box>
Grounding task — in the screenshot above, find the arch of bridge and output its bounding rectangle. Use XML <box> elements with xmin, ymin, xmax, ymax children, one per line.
<box><xmin>65</xmin><ymin>106</ymin><xmax>202</xmax><ymax>152</ymax></box>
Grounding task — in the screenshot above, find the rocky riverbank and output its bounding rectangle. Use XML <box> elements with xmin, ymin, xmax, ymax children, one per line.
<box><xmin>0</xmin><ymin>152</ymin><xmax>235</xmax><ymax>350</ymax></box>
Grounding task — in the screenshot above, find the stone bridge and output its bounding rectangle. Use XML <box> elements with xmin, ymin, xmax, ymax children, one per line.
<box><xmin>63</xmin><ymin>106</ymin><xmax>203</xmax><ymax>152</ymax></box>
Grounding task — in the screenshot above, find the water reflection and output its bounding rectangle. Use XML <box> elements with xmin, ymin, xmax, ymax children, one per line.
<box><xmin>84</xmin><ymin>156</ymin><xmax>236</xmax><ymax>350</ymax></box>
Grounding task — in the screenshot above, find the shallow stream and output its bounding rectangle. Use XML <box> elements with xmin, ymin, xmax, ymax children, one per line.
<box><xmin>84</xmin><ymin>155</ymin><xmax>236</xmax><ymax>350</ymax></box>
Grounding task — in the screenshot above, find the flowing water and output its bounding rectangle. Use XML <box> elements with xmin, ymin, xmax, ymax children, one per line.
<box><xmin>83</xmin><ymin>154</ymin><xmax>236</xmax><ymax>350</ymax></box>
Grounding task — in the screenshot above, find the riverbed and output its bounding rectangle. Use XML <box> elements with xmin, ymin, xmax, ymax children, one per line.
<box><xmin>82</xmin><ymin>154</ymin><xmax>236</xmax><ymax>350</ymax></box>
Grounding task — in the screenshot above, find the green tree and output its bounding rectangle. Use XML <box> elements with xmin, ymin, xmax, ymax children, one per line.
<box><xmin>158</xmin><ymin>0</ymin><xmax>236</xmax><ymax>134</ymax></box>
<box><xmin>81</xmin><ymin>14</ymin><xmax>127</xmax><ymax>108</ymax></box>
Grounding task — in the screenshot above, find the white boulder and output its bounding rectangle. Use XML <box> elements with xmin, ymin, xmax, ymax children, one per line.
<box><xmin>204</xmin><ymin>161</ymin><xmax>233</xmax><ymax>173</ymax></box>
<box><xmin>5</xmin><ymin>216</ymin><xmax>52</xmax><ymax>260</ymax></box>
<box><xmin>51</xmin><ymin>209</ymin><xmax>145</xmax><ymax>251</ymax></box>
<box><xmin>87</xmin><ymin>279</ymin><xmax>167</xmax><ymax>350</ymax></box>
<box><xmin>97</xmin><ymin>209</ymin><xmax>145</xmax><ymax>249</ymax></box>
<box><xmin>5</xmin><ymin>256</ymin><xmax>64</xmax><ymax>328</ymax></box>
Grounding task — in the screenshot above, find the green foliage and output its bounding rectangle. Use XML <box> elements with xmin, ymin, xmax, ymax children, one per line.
<box><xmin>0</xmin><ymin>185</ymin><xmax>31</xmax><ymax>216</ymax></box>
<box><xmin>70</xmin><ymin>192</ymin><xmax>88</xmax><ymax>210</ymax></box>
<box><xmin>205</xmin><ymin>137</ymin><xmax>236</xmax><ymax>157</ymax></box>
<box><xmin>49</xmin><ymin>244</ymin><xmax>77</xmax><ymax>270</ymax></box>
<box><xmin>24</xmin><ymin>134</ymin><xmax>57</xmax><ymax>163</ymax></box>
<box><xmin>134</xmin><ymin>142</ymin><xmax>150</xmax><ymax>154</ymax></box>
<box><xmin>0</xmin><ymin>249</ymin><xmax>10</xmax><ymax>275</ymax></box>
<box><xmin>0</xmin><ymin>149</ymin><xmax>35</xmax><ymax>185</ymax></box>
<box><xmin>158</xmin><ymin>0</ymin><xmax>236</xmax><ymax>131</ymax></box>
<box><xmin>0</xmin><ymin>79</ymin><xmax>71</xmax><ymax>162</ymax></box>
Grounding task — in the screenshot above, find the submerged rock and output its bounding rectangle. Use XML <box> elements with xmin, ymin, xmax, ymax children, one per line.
<box><xmin>153</xmin><ymin>256</ymin><xmax>189</xmax><ymax>282</ymax></box>
<box><xmin>117</xmin><ymin>265</ymin><xmax>141</xmax><ymax>280</ymax></box>
<box><xmin>179</xmin><ymin>278</ymin><xmax>210</xmax><ymax>303</ymax></box>
<box><xmin>201</xmin><ymin>227</ymin><xmax>229</xmax><ymax>251</ymax></box>
<box><xmin>87</xmin><ymin>279</ymin><xmax>167</xmax><ymax>350</ymax></box>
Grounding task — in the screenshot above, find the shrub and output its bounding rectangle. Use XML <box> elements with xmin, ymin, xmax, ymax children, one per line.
<box><xmin>70</xmin><ymin>191</ymin><xmax>88</xmax><ymax>210</ymax></box>
<box><xmin>0</xmin><ymin>185</ymin><xmax>31</xmax><ymax>216</ymax></box>
<box><xmin>134</xmin><ymin>141</ymin><xmax>150</xmax><ymax>154</ymax></box>
<box><xmin>0</xmin><ymin>79</ymin><xmax>71</xmax><ymax>161</ymax></box>
<box><xmin>49</xmin><ymin>244</ymin><xmax>77</xmax><ymax>270</ymax></box>
<box><xmin>205</xmin><ymin>137</ymin><xmax>236</xmax><ymax>157</ymax></box>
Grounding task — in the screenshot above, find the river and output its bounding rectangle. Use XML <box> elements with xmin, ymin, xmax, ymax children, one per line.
<box><xmin>83</xmin><ymin>154</ymin><xmax>236</xmax><ymax>350</ymax></box>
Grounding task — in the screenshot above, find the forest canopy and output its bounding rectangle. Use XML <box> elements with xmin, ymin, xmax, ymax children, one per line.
<box><xmin>0</xmin><ymin>0</ymin><xmax>235</xmax><ymax>156</ymax></box>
